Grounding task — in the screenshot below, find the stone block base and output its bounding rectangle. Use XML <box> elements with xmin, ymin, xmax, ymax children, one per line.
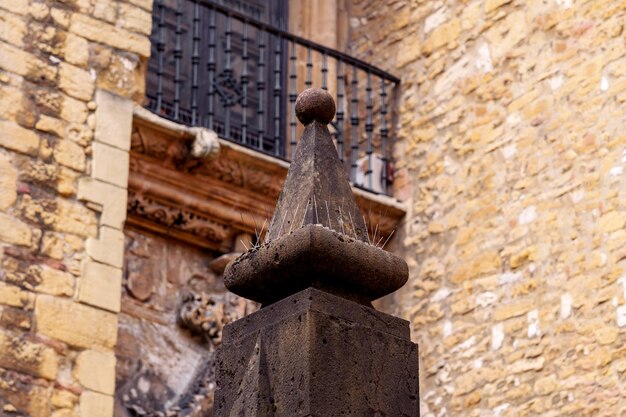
<box><xmin>214</xmin><ymin>288</ymin><xmax>419</xmax><ymax>417</ymax></box>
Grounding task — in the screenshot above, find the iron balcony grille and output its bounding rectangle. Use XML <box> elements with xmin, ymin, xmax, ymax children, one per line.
<box><xmin>146</xmin><ymin>0</ymin><xmax>400</xmax><ymax>195</ymax></box>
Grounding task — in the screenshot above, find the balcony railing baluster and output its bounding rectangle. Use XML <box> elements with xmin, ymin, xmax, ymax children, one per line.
<box><xmin>306</xmin><ymin>46</ymin><xmax>312</xmax><ymax>89</ymax></box>
<box><xmin>289</xmin><ymin>40</ymin><xmax>297</xmax><ymax>158</ymax></box>
<box><xmin>241</xmin><ymin>21</ymin><xmax>249</xmax><ymax>145</ymax></box>
<box><xmin>273</xmin><ymin>35</ymin><xmax>282</xmax><ymax>156</ymax></box>
<box><xmin>173</xmin><ymin>0</ymin><xmax>183</xmax><ymax>120</ymax></box>
<box><xmin>224</xmin><ymin>15</ymin><xmax>233</xmax><ymax>138</ymax></box>
<box><xmin>145</xmin><ymin>0</ymin><xmax>399</xmax><ymax>195</ymax></box>
<box><xmin>336</xmin><ymin>59</ymin><xmax>344</xmax><ymax>162</ymax></box>
<box><xmin>366</xmin><ymin>71</ymin><xmax>373</xmax><ymax>190</ymax></box>
<box><xmin>206</xmin><ymin>7</ymin><xmax>216</xmax><ymax>130</ymax></box>
<box><xmin>155</xmin><ymin>0</ymin><xmax>165</xmax><ymax>113</ymax></box>
<box><xmin>190</xmin><ymin>0</ymin><xmax>200</xmax><ymax>125</ymax></box>
<box><xmin>350</xmin><ymin>65</ymin><xmax>359</xmax><ymax>183</ymax></box>
<box><xmin>257</xmin><ymin>31</ymin><xmax>266</xmax><ymax>150</ymax></box>
<box><xmin>380</xmin><ymin>80</ymin><xmax>388</xmax><ymax>195</ymax></box>
<box><xmin>321</xmin><ymin>51</ymin><xmax>328</xmax><ymax>91</ymax></box>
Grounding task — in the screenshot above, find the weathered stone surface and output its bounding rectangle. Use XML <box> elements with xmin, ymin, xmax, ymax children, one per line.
<box><xmin>78</xmin><ymin>260</ymin><xmax>121</xmax><ymax>312</ymax></box>
<box><xmin>60</xmin><ymin>94</ymin><xmax>89</xmax><ymax>124</ymax></box>
<box><xmin>0</xmin><ymin>41</ymin><xmax>56</xmax><ymax>81</ymax></box>
<box><xmin>20</xmin><ymin>195</ymin><xmax>98</xmax><ymax>237</ymax></box>
<box><xmin>77</xmin><ymin>177</ymin><xmax>127</xmax><ymax>229</ymax></box>
<box><xmin>74</xmin><ymin>350</ymin><xmax>116</xmax><ymax>395</ymax></box>
<box><xmin>0</xmin><ymin>8</ymin><xmax>27</xmax><ymax>46</ymax></box>
<box><xmin>422</xmin><ymin>18</ymin><xmax>460</xmax><ymax>55</ymax></box>
<box><xmin>0</xmin><ymin>152</ymin><xmax>17</xmax><ymax>210</ymax></box>
<box><xmin>0</xmin><ymin>1</ymin><xmax>151</xmax><ymax>414</ymax></box>
<box><xmin>51</xmin><ymin>10</ymin><xmax>70</xmax><ymax>29</ymax></box>
<box><xmin>51</xmin><ymin>389</ymin><xmax>79</xmax><ymax>409</ymax></box>
<box><xmin>485</xmin><ymin>0</ymin><xmax>513</xmax><ymax>14</ymax></box>
<box><xmin>36</xmin><ymin>115</ymin><xmax>66</xmax><ymax>137</ymax></box>
<box><xmin>214</xmin><ymin>288</ymin><xmax>419</xmax><ymax>417</ymax></box>
<box><xmin>38</xmin><ymin>266</ymin><xmax>74</xmax><ymax>296</ymax></box>
<box><xmin>79</xmin><ymin>391</ymin><xmax>114</xmax><ymax>417</ymax></box>
<box><xmin>0</xmin><ymin>281</ymin><xmax>34</xmax><ymax>308</ymax></box>
<box><xmin>226</xmin><ymin>224</ymin><xmax>408</xmax><ymax>306</ymax></box>
<box><xmin>35</xmin><ymin>295</ymin><xmax>118</xmax><ymax>349</ymax></box>
<box><xmin>92</xmin><ymin>0</ymin><xmax>117</xmax><ymax>23</ymax></box>
<box><xmin>0</xmin><ymin>307</ymin><xmax>32</xmax><ymax>330</ymax></box>
<box><xmin>0</xmin><ymin>328</ymin><xmax>58</xmax><ymax>380</ymax></box>
<box><xmin>94</xmin><ymin>89</ymin><xmax>133</xmax><ymax>150</ymax></box>
<box><xmin>348</xmin><ymin>0</ymin><xmax>626</xmax><ymax>415</ymax></box>
<box><xmin>266</xmin><ymin>89</ymin><xmax>367</xmax><ymax>242</ymax></box>
<box><xmin>91</xmin><ymin>142</ymin><xmax>129</xmax><ymax>188</ymax></box>
<box><xmin>0</xmin><ymin>120</ymin><xmax>40</xmax><ymax>155</ymax></box>
<box><xmin>70</xmin><ymin>13</ymin><xmax>150</xmax><ymax>57</ymax></box>
<box><xmin>54</xmin><ymin>139</ymin><xmax>86</xmax><ymax>171</ymax></box>
<box><xmin>40</xmin><ymin>232</ymin><xmax>64</xmax><ymax>259</ymax></box>
<box><xmin>493</xmin><ymin>299</ymin><xmax>534</xmax><ymax>321</ymax></box>
<box><xmin>86</xmin><ymin>226</ymin><xmax>125</xmax><ymax>268</ymax></box>
<box><xmin>125</xmin><ymin>0</ymin><xmax>154</xmax><ymax>11</ymax></box>
<box><xmin>0</xmin><ymin>0</ymin><xmax>29</xmax><ymax>15</ymax></box>
<box><xmin>0</xmin><ymin>84</ymin><xmax>24</xmax><ymax>121</ymax></box>
<box><xmin>96</xmin><ymin>52</ymin><xmax>147</xmax><ymax>101</ymax></box>
<box><xmin>119</xmin><ymin>2</ymin><xmax>152</xmax><ymax>35</ymax></box>
<box><xmin>59</xmin><ymin>62</ymin><xmax>94</xmax><ymax>101</ymax></box>
<box><xmin>598</xmin><ymin>211</ymin><xmax>626</xmax><ymax>233</ymax></box>
<box><xmin>0</xmin><ymin>212</ymin><xmax>32</xmax><ymax>246</ymax></box>
<box><xmin>64</xmin><ymin>33</ymin><xmax>89</xmax><ymax>67</ymax></box>
<box><xmin>51</xmin><ymin>408</ymin><xmax>77</xmax><ymax>417</ymax></box>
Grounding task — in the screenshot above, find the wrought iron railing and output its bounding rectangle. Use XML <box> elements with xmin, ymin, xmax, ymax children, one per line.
<box><xmin>146</xmin><ymin>0</ymin><xmax>400</xmax><ymax>194</ymax></box>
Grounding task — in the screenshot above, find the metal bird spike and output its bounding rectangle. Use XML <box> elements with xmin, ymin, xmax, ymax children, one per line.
<box><xmin>266</xmin><ymin>88</ymin><xmax>367</xmax><ymax>242</ymax></box>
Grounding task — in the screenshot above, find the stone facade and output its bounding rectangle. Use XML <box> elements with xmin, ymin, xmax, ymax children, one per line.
<box><xmin>347</xmin><ymin>0</ymin><xmax>626</xmax><ymax>416</ymax></box>
<box><xmin>3</xmin><ymin>0</ymin><xmax>625</xmax><ymax>416</ymax></box>
<box><xmin>0</xmin><ymin>0</ymin><xmax>151</xmax><ymax>416</ymax></box>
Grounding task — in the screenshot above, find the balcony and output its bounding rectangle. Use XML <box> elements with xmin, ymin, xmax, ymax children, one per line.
<box><xmin>144</xmin><ymin>0</ymin><xmax>400</xmax><ymax>195</ymax></box>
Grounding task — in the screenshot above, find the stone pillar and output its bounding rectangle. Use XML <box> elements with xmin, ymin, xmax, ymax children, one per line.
<box><xmin>214</xmin><ymin>89</ymin><xmax>419</xmax><ymax>416</ymax></box>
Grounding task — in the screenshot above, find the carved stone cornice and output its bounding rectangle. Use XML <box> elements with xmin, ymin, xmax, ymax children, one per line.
<box><xmin>128</xmin><ymin>112</ymin><xmax>406</xmax><ymax>253</ymax></box>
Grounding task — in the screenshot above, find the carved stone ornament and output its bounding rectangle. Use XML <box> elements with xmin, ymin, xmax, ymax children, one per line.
<box><xmin>177</xmin><ymin>291</ymin><xmax>253</xmax><ymax>347</ymax></box>
<box><xmin>127</xmin><ymin>193</ymin><xmax>229</xmax><ymax>244</ymax></box>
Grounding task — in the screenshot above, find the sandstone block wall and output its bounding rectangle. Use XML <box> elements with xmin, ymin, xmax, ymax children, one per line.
<box><xmin>0</xmin><ymin>0</ymin><xmax>151</xmax><ymax>416</ymax></box>
<box><xmin>348</xmin><ymin>0</ymin><xmax>626</xmax><ymax>415</ymax></box>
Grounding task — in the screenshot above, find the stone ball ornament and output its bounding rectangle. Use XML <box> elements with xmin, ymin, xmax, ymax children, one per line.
<box><xmin>295</xmin><ymin>87</ymin><xmax>336</xmax><ymax>125</ymax></box>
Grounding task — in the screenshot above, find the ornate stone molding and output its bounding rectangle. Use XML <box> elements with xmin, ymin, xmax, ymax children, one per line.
<box><xmin>127</xmin><ymin>192</ymin><xmax>229</xmax><ymax>246</ymax></box>
<box><xmin>128</xmin><ymin>109</ymin><xmax>406</xmax><ymax>253</ymax></box>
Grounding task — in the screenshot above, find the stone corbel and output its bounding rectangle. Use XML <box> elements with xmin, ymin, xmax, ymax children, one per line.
<box><xmin>132</xmin><ymin>106</ymin><xmax>221</xmax><ymax>164</ymax></box>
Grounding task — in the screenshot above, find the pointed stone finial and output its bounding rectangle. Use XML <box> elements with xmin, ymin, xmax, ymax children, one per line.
<box><xmin>266</xmin><ymin>88</ymin><xmax>368</xmax><ymax>242</ymax></box>
<box><xmin>224</xmin><ymin>89</ymin><xmax>408</xmax><ymax>307</ymax></box>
